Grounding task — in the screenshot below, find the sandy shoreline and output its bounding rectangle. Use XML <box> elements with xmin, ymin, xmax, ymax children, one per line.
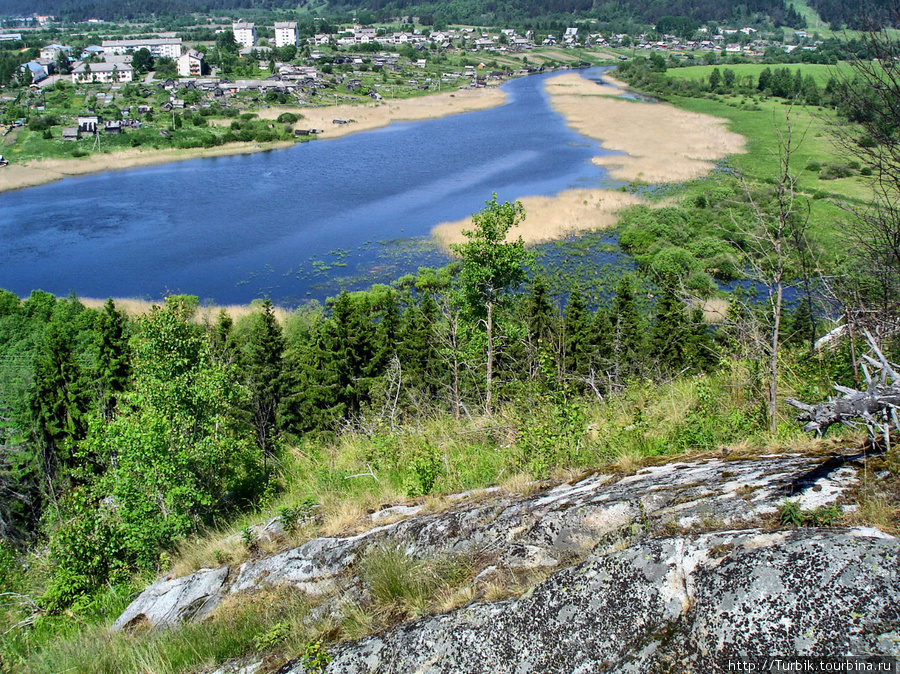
<box><xmin>0</xmin><ymin>86</ymin><xmax>506</xmax><ymax>195</ymax></box>
<box><xmin>545</xmin><ymin>72</ymin><xmax>746</xmax><ymax>183</ymax></box>
<box><xmin>431</xmin><ymin>71</ymin><xmax>745</xmax><ymax>247</ymax></box>
<box><xmin>433</xmin><ymin>189</ymin><xmax>643</xmax><ymax>248</ymax></box>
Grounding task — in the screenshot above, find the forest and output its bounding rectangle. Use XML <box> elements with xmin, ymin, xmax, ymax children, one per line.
<box><xmin>1</xmin><ymin>0</ymin><xmax>810</xmax><ymax>28</ymax></box>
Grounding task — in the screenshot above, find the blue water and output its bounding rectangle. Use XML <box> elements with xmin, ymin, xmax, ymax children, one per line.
<box><xmin>0</xmin><ymin>67</ymin><xmax>625</xmax><ymax>306</ymax></box>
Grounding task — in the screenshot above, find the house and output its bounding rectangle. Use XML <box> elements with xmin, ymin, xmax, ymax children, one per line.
<box><xmin>274</xmin><ymin>21</ymin><xmax>298</xmax><ymax>48</ymax></box>
<box><xmin>40</xmin><ymin>43</ymin><xmax>71</xmax><ymax>61</ymax></box>
<box><xmin>177</xmin><ymin>50</ymin><xmax>204</xmax><ymax>77</ymax></box>
<box><xmin>22</xmin><ymin>61</ymin><xmax>49</xmax><ymax>83</ymax></box>
<box><xmin>564</xmin><ymin>27</ymin><xmax>579</xmax><ymax>44</ymax></box>
<box><xmin>61</xmin><ymin>127</ymin><xmax>79</xmax><ymax>140</ymax></box>
<box><xmin>233</xmin><ymin>21</ymin><xmax>257</xmax><ymax>48</ymax></box>
<box><xmin>77</xmin><ymin>115</ymin><xmax>100</xmax><ymax>133</ymax></box>
<box><xmin>103</xmin><ymin>121</ymin><xmax>122</xmax><ymax>134</ymax></box>
<box><xmin>71</xmin><ymin>61</ymin><xmax>134</xmax><ymax>84</ymax></box>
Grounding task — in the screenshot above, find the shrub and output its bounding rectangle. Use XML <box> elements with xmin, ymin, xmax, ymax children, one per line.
<box><xmin>277</xmin><ymin>112</ymin><xmax>299</xmax><ymax>124</ymax></box>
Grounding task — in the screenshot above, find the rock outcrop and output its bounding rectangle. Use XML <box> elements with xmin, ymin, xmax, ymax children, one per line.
<box><xmin>309</xmin><ymin>527</ymin><xmax>899</xmax><ymax>673</ymax></box>
<box><xmin>114</xmin><ymin>451</ymin><xmax>865</xmax><ymax>633</ymax></box>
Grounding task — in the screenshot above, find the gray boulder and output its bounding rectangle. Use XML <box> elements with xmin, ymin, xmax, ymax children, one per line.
<box><xmin>112</xmin><ymin>565</ymin><xmax>230</xmax><ymax>631</ymax></box>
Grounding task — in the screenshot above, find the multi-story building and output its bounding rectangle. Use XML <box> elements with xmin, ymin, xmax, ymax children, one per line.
<box><xmin>274</xmin><ymin>21</ymin><xmax>298</xmax><ymax>48</ymax></box>
<box><xmin>232</xmin><ymin>21</ymin><xmax>257</xmax><ymax>48</ymax></box>
<box><xmin>71</xmin><ymin>61</ymin><xmax>135</xmax><ymax>84</ymax></box>
<box><xmin>177</xmin><ymin>49</ymin><xmax>204</xmax><ymax>77</ymax></box>
<box><xmin>101</xmin><ymin>38</ymin><xmax>182</xmax><ymax>59</ymax></box>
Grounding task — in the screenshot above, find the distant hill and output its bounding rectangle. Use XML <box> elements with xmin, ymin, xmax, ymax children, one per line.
<box><xmin>2</xmin><ymin>0</ymin><xmax>813</xmax><ymax>28</ymax></box>
<box><xmin>5</xmin><ymin>0</ymin><xmax>891</xmax><ymax>30</ymax></box>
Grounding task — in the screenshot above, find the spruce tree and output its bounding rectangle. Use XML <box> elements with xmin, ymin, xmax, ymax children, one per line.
<box><xmin>650</xmin><ymin>289</ymin><xmax>691</xmax><ymax>372</ymax></box>
<box><xmin>243</xmin><ymin>299</ymin><xmax>286</xmax><ymax>462</ymax></box>
<box><xmin>29</xmin><ymin>323</ymin><xmax>92</xmax><ymax>481</ymax></box>
<box><xmin>524</xmin><ymin>275</ymin><xmax>556</xmax><ymax>347</ymax></box>
<box><xmin>564</xmin><ymin>289</ymin><xmax>592</xmax><ymax>377</ymax></box>
<box><xmin>611</xmin><ymin>275</ymin><xmax>646</xmax><ymax>380</ymax></box>
<box><xmin>93</xmin><ymin>298</ymin><xmax>130</xmax><ymax>420</ymax></box>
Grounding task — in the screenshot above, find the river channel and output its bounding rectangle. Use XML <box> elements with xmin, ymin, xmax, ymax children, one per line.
<box><xmin>0</xmin><ymin>67</ymin><xmax>625</xmax><ymax>306</ymax></box>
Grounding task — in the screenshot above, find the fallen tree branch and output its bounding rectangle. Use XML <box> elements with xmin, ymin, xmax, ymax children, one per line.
<box><xmin>785</xmin><ymin>331</ymin><xmax>900</xmax><ymax>437</ymax></box>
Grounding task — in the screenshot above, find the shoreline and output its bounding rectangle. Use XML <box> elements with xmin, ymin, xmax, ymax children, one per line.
<box><xmin>0</xmin><ymin>86</ymin><xmax>506</xmax><ymax>195</ymax></box>
<box><xmin>431</xmin><ymin>71</ymin><xmax>746</xmax><ymax>248</ymax></box>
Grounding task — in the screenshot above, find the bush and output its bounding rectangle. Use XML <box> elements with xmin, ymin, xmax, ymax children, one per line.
<box><xmin>277</xmin><ymin>112</ymin><xmax>299</xmax><ymax>124</ymax></box>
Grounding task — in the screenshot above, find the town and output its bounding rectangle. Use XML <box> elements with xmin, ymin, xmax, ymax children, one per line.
<box><xmin>0</xmin><ymin>13</ymin><xmax>836</xmax><ymax>163</ymax></box>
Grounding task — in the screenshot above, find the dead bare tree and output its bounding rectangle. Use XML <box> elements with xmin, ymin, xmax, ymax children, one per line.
<box><xmin>786</xmin><ymin>331</ymin><xmax>900</xmax><ymax>456</ymax></box>
<box><xmin>827</xmin><ymin>24</ymin><xmax>900</xmax><ymax>336</ymax></box>
<box><xmin>731</xmin><ymin>109</ymin><xmax>811</xmax><ymax>433</ymax></box>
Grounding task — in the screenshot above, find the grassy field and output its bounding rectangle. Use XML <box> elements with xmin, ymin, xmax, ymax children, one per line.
<box><xmin>667</xmin><ymin>62</ymin><xmax>853</xmax><ymax>87</ymax></box>
<box><xmin>665</xmin><ymin>91</ymin><xmax>869</xmax><ymax>245</ymax></box>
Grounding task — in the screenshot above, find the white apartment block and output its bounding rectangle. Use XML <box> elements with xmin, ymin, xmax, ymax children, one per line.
<box><xmin>177</xmin><ymin>49</ymin><xmax>204</xmax><ymax>77</ymax></box>
<box><xmin>274</xmin><ymin>21</ymin><xmax>298</xmax><ymax>47</ymax></box>
<box><xmin>71</xmin><ymin>61</ymin><xmax>135</xmax><ymax>84</ymax></box>
<box><xmin>101</xmin><ymin>38</ymin><xmax>182</xmax><ymax>59</ymax></box>
<box><xmin>233</xmin><ymin>21</ymin><xmax>257</xmax><ymax>47</ymax></box>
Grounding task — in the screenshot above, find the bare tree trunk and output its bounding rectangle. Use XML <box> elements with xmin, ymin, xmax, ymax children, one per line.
<box><xmin>769</xmin><ymin>279</ymin><xmax>783</xmax><ymax>434</ymax></box>
<box><xmin>485</xmin><ymin>301</ymin><xmax>494</xmax><ymax>416</ymax></box>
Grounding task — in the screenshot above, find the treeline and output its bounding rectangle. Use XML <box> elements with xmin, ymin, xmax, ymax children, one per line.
<box><xmin>808</xmin><ymin>0</ymin><xmax>896</xmax><ymax>30</ymax></box>
<box><xmin>617</xmin><ymin>57</ymin><xmax>838</xmax><ymax>107</ymax></box>
<box><xmin>2</xmin><ymin>0</ymin><xmax>807</xmax><ymax>29</ymax></box>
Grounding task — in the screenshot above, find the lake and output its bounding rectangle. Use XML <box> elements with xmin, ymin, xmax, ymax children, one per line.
<box><xmin>0</xmin><ymin>67</ymin><xmax>625</xmax><ymax>306</ymax></box>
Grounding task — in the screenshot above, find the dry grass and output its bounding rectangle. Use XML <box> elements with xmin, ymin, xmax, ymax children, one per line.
<box><xmin>499</xmin><ymin>472</ymin><xmax>539</xmax><ymax>496</ymax></box>
<box><xmin>170</xmin><ymin>532</ymin><xmax>248</xmax><ymax>578</ymax></box>
<box><xmin>611</xmin><ymin>447</ymin><xmax>645</xmax><ymax>473</ymax></box>
<box><xmin>695</xmin><ymin>296</ymin><xmax>730</xmax><ymax>324</ymax></box>
<box><xmin>848</xmin><ymin>490</ymin><xmax>899</xmax><ymax>535</ymax></box>
<box><xmin>254</xmin><ymin>86</ymin><xmax>506</xmax><ymax>140</ymax></box>
<box><xmin>544</xmin><ymin>72</ymin><xmax>746</xmax><ymax>183</ymax></box>
<box><xmin>0</xmin><ymin>140</ymin><xmax>295</xmax><ymax>194</ymax></box>
<box><xmin>432</xmin><ymin>188</ymin><xmax>642</xmax><ymax>248</ymax></box>
<box><xmin>77</xmin><ymin>296</ymin><xmax>294</xmax><ymax>325</ymax></box>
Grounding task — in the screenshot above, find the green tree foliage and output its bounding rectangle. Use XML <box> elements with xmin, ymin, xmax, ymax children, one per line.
<box><xmin>29</xmin><ymin>323</ymin><xmax>92</xmax><ymax>482</ymax></box>
<box><xmin>450</xmin><ymin>195</ymin><xmax>532</xmax><ymax>414</ymax></box>
<box><xmin>131</xmin><ymin>47</ymin><xmax>153</xmax><ymax>73</ymax></box>
<box><xmin>92</xmin><ymin>298</ymin><xmax>130</xmax><ymax>420</ymax></box>
<box><xmin>564</xmin><ymin>289</ymin><xmax>593</xmax><ymax>377</ymax></box>
<box><xmin>42</xmin><ymin>296</ymin><xmax>262</xmax><ymax>603</ymax></box>
<box><xmin>242</xmin><ymin>299</ymin><xmax>285</xmax><ymax>463</ymax></box>
<box><xmin>610</xmin><ymin>275</ymin><xmax>646</xmax><ymax>382</ymax></box>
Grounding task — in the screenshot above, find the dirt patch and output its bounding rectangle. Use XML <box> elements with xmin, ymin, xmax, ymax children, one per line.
<box><xmin>255</xmin><ymin>86</ymin><xmax>506</xmax><ymax>140</ymax></box>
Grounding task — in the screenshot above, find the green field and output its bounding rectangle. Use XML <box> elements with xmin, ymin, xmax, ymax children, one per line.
<box><xmin>666</xmin><ymin>91</ymin><xmax>869</xmax><ymax>248</ymax></box>
<box><xmin>667</xmin><ymin>63</ymin><xmax>852</xmax><ymax>87</ymax></box>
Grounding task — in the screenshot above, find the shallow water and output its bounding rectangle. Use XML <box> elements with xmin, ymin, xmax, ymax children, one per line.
<box><xmin>0</xmin><ymin>67</ymin><xmax>624</xmax><ymax>306</ymax></box>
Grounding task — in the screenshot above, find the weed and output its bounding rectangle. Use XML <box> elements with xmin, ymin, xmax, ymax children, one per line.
<box><xmin>777</xmin><ymin>500</ymin><xmax>842</xmax><ymax>527</ymax></box>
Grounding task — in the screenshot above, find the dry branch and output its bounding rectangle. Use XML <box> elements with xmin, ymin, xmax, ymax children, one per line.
<box><xmin>785</xmin><ymin>331</ymin><xmax>900</xmax><ymax>436</ymax></box>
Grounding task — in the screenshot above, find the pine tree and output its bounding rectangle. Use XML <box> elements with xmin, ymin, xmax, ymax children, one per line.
<box><xmin>650</xmin><ymin>289</ymin><xmax>695</xmax><ymax>370</ymax></box>
<box><xmin>611</xmin><ymin>275</ymin><xmax>646</xmax><ymax>381</ymax></box>
<box><xmin>398</xmin><ymin>292</ymin><xmax>440</xmax><ymax>398</ymax></box>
